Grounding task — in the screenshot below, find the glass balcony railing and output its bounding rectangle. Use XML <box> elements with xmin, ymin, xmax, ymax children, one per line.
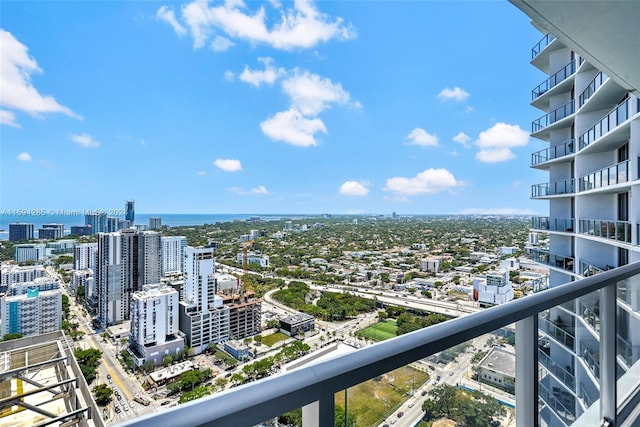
<box><xmin>531</xmin><ymin>139</ymin><xmax>575</xmax><ymax>165</ymax></box>
<box><xmin>579</xmin><ymin>71</ymin><xmax>608</xmax><ymax>107</ymax></box>
<box><xmin>539</xmin><ymin>380</ymin><xmax>577</xmax><ymax>425</ymax></box>
<box><xmin>117</xmin><ymin>263</ymin><xmax>640</xmax><ymax>427</ymax></box>
<box><xmin>617</xmin><ymin>335</ymin><xmax>636</xmax><ymax>368</ymax></box>
<box><xmin>579</xmin><ymin>382</ymin><xmax>597</xmax><ymax>409</ymax></box>
<box><xmin>532</xmin><ymin>33</ymin><xmax>556</xmax><ymax>58</ymax></box>
<box><xmin>579</xmin><ymin>218</ymin><xmax>632</xmax><ymax>243</ymax></box>
<box><xmin>532</xmin><ymin>99</ymin><xmax>575</xmax><ymax>133</ymax></box>
<box><xmin>539</xmin><ymin>348</ymin><xmax>576</xmax><ymax>391</ymax></box>
<box><xmin>540</xmin><ymin>315</ymin><xmax>575</xmax><ymax>350</ymax></box>
<box><xmin>530</xmin><ymin>248</ymin><xmax>574</xmax><ymax>272</ymax></box>
<box><xmin>532</xmin><ymin>60</ymin><xmax>577</xmax><ymax>100</ymax></box>
<box><xmin>579</xmin><ymin>300</ymin><xmax>600</xmax><ymax>332</ymax></box>
<box><xmin>578</xmin><ymin>160</ymin><xmax>630</xmax><ymax>192</ymax></box>
<box><xmin>579</xmin><ymin>260</ymin><xmax>606</xmax><ymax>278</ymax></box>
<box><xmin>531</xmin><ymin>179</ymin><xmax>575</xmax><ymax>197</ymax></box>
<box><xmin>532</xmin><ymin>216</ymin><xmax>575</xmax><ymax>232</ymax></box>
<box><xmin>579</xmin><ymin>97</ymin><xmax>640</xmax><ymax>149</ymax></box>
<box><xmin>580</xmin><ymin>342</ymin><xmax>600</xmax><ymax>379</ymax></box>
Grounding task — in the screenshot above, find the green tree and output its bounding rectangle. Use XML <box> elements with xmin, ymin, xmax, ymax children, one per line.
<box><xmin>92</xmin><ymin>384</ymin><xmax>113</xmax><ymax>406</ymax></box>
<box><xmin>1</xmin><ymin>333</ymin><xmax>23</xmax><ymax>341</ymax></box>
<box><xmin>163</xmin><ymin>355</ymin><xmax>173</xmax><ymax>366</ymax></box>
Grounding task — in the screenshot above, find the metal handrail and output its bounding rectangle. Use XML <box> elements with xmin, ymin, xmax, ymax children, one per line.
<box><xmin>531</xmin><ymin>179</ymin><xmax>575</xmax><ymax>197</ymax></box>
<box><xmin>532</xmin><ymin>99</ymin><xmax>575</xmax><ymax>133</ymax></box>
<box><xmin>531</xmin><ymin>139</ymin><xmax>575</xmax><ymax>165</ymax></box>
<box><xmin>579</xmin><ymin>72</ymin><xmax>608</xmax><ymax>107</ymax></box>
<box><xmin>532</xmin><ymin>60</ymin><xmax>576</xmax><ymax>100</ymax></box>
<box><xmin>532</xmin><ymin>33</ymin><xmax>556</xmax><ymax>58</ymax></box>
<box><xmin>579</xmin><ymin>97</ymin><xmax>640</xmax><ymax>150</ymax></box>
<box><xmin>117</xmin><ymin>262</ymin><xmax>640</xmax><ymax>427</ymax></box>
<box><xmin>578</xmin><ymin>160</ymin><xmax>630</xmax><ymax>192</ymax></box>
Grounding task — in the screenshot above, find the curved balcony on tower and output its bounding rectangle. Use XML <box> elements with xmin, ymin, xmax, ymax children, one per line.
<box><xmin>531</xmin><ymin>139</ymin><xmax>575</xmax><ymax>169</ymax></box>
<box><xmin>532</xmin><ymin>179</ymin><xmax>575</xmax><ymax>199</ymax></box>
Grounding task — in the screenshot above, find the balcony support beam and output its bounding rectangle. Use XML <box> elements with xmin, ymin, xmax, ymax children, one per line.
<box><xmin>516</xmin><ymin>315</ymin><xmax>539</xmax><ymax>427</ymax></box>
<box><xmin>318</xmin><ymin>393</ymin><xmax>335</xmax><ymax>427</ymax></box>
<box><xmin>600</xmin><ymin>283</ymin><xmax>617</xmax><ymax>425</ymax></box>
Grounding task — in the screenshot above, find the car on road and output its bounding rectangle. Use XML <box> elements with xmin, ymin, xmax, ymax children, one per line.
<box><xmin>397</xmin><ymin>412</ymin><xmax>404</xmax><ymax>418</ymax></box>
<box><xmin>421</xmin><ymin>390</ymin><xmax>427</xmax><ymax>396</ymax></box>
<box><xmin>161</xmin><ymin>400</ymin><xmax>171</xmax><ymax>406</ymax></box>
<box><xmin>114</xmin><ymin>406</ymin><xmax>120</xmax><ymax>413</ymax></box>
<box><xmin>408</xmin><ymin>402</ymin><xmax>414</xmax><ymax>408</ymax></box>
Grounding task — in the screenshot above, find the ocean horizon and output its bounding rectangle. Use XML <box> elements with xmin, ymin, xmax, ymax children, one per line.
<box><xmin>0</xmin><ymin>213</ymin><xmax>321</xmax><ymax>240</ymax></box>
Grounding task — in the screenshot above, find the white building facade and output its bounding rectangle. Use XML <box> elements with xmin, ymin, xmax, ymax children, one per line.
<box><xmin>74</xmin><ymin>243</ymin><xmax>98</xmax><ymax>271</ymax></box>
<box><xmin>0</xmin><ymin>288</ymin><xmax>62</xmax><ymax>337</ymax></box>
<box><xmin>129</xmin><ymin>284</ymin><xmax>183</xmax><ymax>366</ymax></box>
<box><xmin>527</xmin><ymin>26</ymin><xmax>640</xmax><ymax>426</ymax></box>
<box><xmin>161</xmin><ymin>236</ymin><xmax>187</xmax><ymax>276</ymax></box>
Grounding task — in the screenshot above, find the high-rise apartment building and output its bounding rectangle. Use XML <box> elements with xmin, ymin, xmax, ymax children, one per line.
<box><xmin>85</xmin><ymin>212</ymin><xmax>107</xmax><ymax>235</ymax></box>
<box><xmin>73</xmin><ymin>243</ymin><xmax>98</xmax><ymax>271</ymax></box>
<box><xmin>178</xmin><ymin>245</ymin><xmax>230</xmax><ymax>355</ymax></box>
<box><xmin>38</xmin><ymin>223</ymin><xmax>64</xmax><ymax>240</ymax></box>
<box><xmin>138</xmin><ymin>231</ymin><xmax>161</xmax><ymax>289</ymax></box>
<box><xmin>0</xmin><ymin>288</ymin><xmax>62</xmax><ymax>337</ymax></box>
<box><xmin>0</xmin><ymin>265</ymin><xmax>46</xmax><ymax>294</ymax></box>
<box><xmin>125</xmin><ymin>200</ymin><xmax>135</xmax><ymax>223</ymax></box>
<box><xmin>9</xmin><ymin>223</ymin><xmax>34</xmax><ymax>242</ymax></box>
<box><xmin>129</xmin><ymin>284</ymin><xmax>183</xmax><ymax>366</ymax></box>
<box><xmin>14</xmin><ymin>244</ymin><xmax>46</xmax><ymax>263</ymax></box>
<box><xmin>161</xmin><ymin>236</ymin><xmax>187</xmax><ymax>276</ymax></box>
<box><xmin>526</xmin><ymin>24</ymin><xmax>640</xmax><ymax>426</ymax></box>
<box><xmin>149</xmin><ymin>217</ymin><xmax>162</xmax><ymax>230</ymax></box>
<box><xmin>106</xmin><ymin>216</ymin><xmax>120</xmax><ymax>233</ymax></box>
<box><xmin>96</xmin><ymin>229</ymin><xmax>161</xmax><ymax>327</ymax></box>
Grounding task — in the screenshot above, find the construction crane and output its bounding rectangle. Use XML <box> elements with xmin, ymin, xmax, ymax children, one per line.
<box><xmin>241</xmin><ymin>240</ymin><xmax>254</xmax><ymax>294</ymax></box>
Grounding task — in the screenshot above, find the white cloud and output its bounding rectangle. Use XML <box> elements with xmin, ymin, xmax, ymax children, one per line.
<box><xmin>0</xmin><ymin>110</ymin><xmax>19</xmax><ymax>127</ymax></box>
<box><xmin>228</xmin><ymin>185</ymin><xmax>269</xmax><ymax>195</ymax></box>
<box><xmin>211</xmin><ymin>35</ymin><xmax>234</xmax><ymax>52</ymax></box>
<box><xmin>157</xmin><ymin>5</ymin><xmax>187</xmax><ymax>36</ymax></box>
<box><xmin>452</xmin><ymin>132</ymin><xmax>471</xmax><ymax>148</ymax></box>
<box><xmin>173</xmin><ymin>0</ymin><xmax>356</xmax><ymax>51</ymax></box>
<box><xmin>383</xmin><ymin>168</ymin><xmax>463</xmax><ymax>196</ymax></box>
<box><xmin>474</xmin><ymin>122</ymin><xmax>529</xmax><ymax>163</ymax></box>
<box><xmin>406</xmin><ymin>128</ymin><xmax>438</xmax><ymax>147</ymax></box>
<box><xmin>251</xmin><ymin>185</ymin><xmax>268</xmax><ymax>194</ymax></box>
<box><xmin>437</xmin><ymin>86</ymin><xmax>470</xmax><ymax>102</ymax></box>
<box><xmin>476</xmin><ymin>148</ymin><xmax>516</xmax><ymax>163</ymax></box>
<box><xmin>196</xmin><ymin>170</ymin><xmax>207</xmax><ymax>176</ymax></box>
<box><xmin>282</xmin><ymin>69</ymin><xmax>351</xmax><ymax>115</ymax></box>
<box><xmin>260</xmin><ymin>108</ymin><xmax>326</xmax><ymax>147</ymax></box>
<box><xmin>339</xmin><ymin>181</ymin><xmax>369</xmax><ymax>196</ymax></box>
<box><xmin>239</xmin><ymin>57</ymin><xmax>284</xmax><ymax>87</ymax></box>
<box><xmin>213</xmin><ymin>158</ymin><xmax>242</xmax><ymax>172</ymax></box>
<box><xmin>17</xmin><ymin>152</ymin><xmax>32</xmax><ymax>162</ymax></box>
<box><xmin>71</xmin><ymin>133</ymin><xmax>100</xmax><ymax>148</ymax></box>
<box><xmin>0</xmin><ymin>30</ymin><xmax>80</xmax><ymax>125</ymax></box>
<box><xmin>224</xmin><ymin>70</ymin><xmax>235</xmax><ymax>81</ymax></box>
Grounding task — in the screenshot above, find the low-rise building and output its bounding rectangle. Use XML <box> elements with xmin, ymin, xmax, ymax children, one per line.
<box><xmin>14</xmin><ymin>243</ymin><xmax>46</xmax><ymax>263</ymax></box>
<box><xmin>477</xmin><ymin>347</ymin><xmax>516</xmax><ymax>394</ymax></box>
<box><xmin>236</xmin><ymin>252</ymin><xmax>270</xmax><ymax>268</ymax></box>
<box><xmin>472</xmin><ymin>269</ymin><xmax>514</xmax><ymax>307</ymax></box>
<box><xmin>224</xmin><ymin>340</ymin><xmax>253</xmax><ymax>361</ymax></box>
<box><xmin>280</xmin><ymin>313</ymin><xmax>315</xmax><ymax>337</ymax></box>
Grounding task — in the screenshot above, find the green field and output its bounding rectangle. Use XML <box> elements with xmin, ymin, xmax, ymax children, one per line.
<box><xmin>356</xmin><ymin>320</ymin><xmax>398</xmax><ymax>342</ymax></box>
<box><xmin>335</xmin><ymin>366</ymin><xmax>428</xmax><ymax>427</ymax></box>
<box><xmin>261</xmin><ymin>332</ymin><xmax>289</xmax><ymax>347</ymax></box>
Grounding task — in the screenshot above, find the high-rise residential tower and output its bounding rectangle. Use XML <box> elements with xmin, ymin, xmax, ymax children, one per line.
<box><xmin>525</xmin><ymin>20</ymin><xmax>640</xmax><ymax>426</ymax></box>
<box><xmin>125</xmin><ymin>200</ymin><xmax>135</xmax><ymax>223</ymax></box>
<box><xmin>85</xmin><ymin>212</ymin><xmax>107</xmax><ymax>234</ymax></box>
<box><xmin>161</xmin><ymin>236</ymin><xmax>187</xmax><ymax>276</ymax></box>
<box><xmin>9</xmin><ymin>223</ymin><xmax>34</xmax><ymax>242</ymax></box>
<box><xmin>178</xmin><ymin>245</ymin><xmax>230</xmax><ymax>355</ymax></box>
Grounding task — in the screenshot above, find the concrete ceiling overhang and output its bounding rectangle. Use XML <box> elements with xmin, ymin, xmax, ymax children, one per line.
<box><xmin>510</xmin><ymin>0</ymin><xmax>640</xmax><ymax>97</ymax></box>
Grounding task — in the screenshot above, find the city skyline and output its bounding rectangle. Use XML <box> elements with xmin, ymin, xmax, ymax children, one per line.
<box><xmin>1</xmin><ymin>1</ymin><xmax>545</xmax><ymax>215</ymax></box>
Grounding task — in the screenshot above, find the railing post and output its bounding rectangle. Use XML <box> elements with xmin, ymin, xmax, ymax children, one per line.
<box><xmin>600</xmin><ymin>283</ymin><xmax>617</xmax><ymax>425</ymax></box>
<box><xmin>303</xmin><ymin>392</ymin><xmax>335</xmax><ymax>427</ymax></box>
<box><xmin>516</xmin><ymin>315</ymin><xmax>539</xmax><ymax>427</ymax></box>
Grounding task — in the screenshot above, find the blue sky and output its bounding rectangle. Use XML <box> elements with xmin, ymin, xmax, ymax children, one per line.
<box><xmin>1</xmin><ymin>0</ymin><xmax>548</xmax><ymax>215</ymax></box>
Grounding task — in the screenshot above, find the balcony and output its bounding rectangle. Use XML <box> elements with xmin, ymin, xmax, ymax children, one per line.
<box><xmin>119</xmin><ymin>263</ymin><xmax>640</xmax><ymax>427</ymax></box>
<box><xmin>532</xmin><ymin>99</ymin><xmax>575</xmax><ymax>133</ymax></box>
<box><xmin>580</xmin><ymin>342</ymin><xmax>600</xmax><ymax>379</ymax></box>
<box><xmin>579</xmin><ymin>71</ymin><xmax>608</xmax><ymax>107</ymax></box>
<box><xmin>532</xmin><ymin>60</ymin><xmax>577</xmax><ymax>101</ymax></box>
<box><xmin>531</xmin><ymin>33</ymin><xmax>556</xmax><ymax>59</ymax></box>
<box><xmin>579</xmin><ymin>260</ymin><xmax>606</xmax><ymax>278</ymax></box>
<box><xmin>578</xmin><ymin>160</ymin><xmax>630</xmax><ymax>192</ymax></box>
<box><xmin>540</xmin><ymin>315</ymin><xmax>575</xmax><ymax>350</ymax></box>
<box><xmin>530</xmin><ymin>248</ymin><xmax>574</xmax><ymax>273</ymax></box>
<box><xmin>579</xmin><ymin>218</ymin><xmax>632</xmax><ymax>244</ymax></box>
<box><xmin>532</xmin><ymin>216</ymin><xmax>574</xmax><ymax>232</ymax></box>
<box><xmin>531</xmin><ymin>139</ymin><xmax>575</xmax><ymax>167</ymax></box>
<box><xmin>531</xmin><ymin>179</ymin><xmax>575</xmax><ymax>198</ymax></box>
<box><xmin>578</xmin><ymin>97</ymin><xmax>640</xmax><ymax>150</ymax></box>
<box><xmin>539</xmin><ymin>348</ymin><xmax>576</xmax><ymax>391</ymax></box>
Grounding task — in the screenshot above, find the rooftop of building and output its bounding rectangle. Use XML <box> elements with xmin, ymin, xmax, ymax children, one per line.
<box><xmin>478</xmin><ymin>346</ymin><xmax>516</xmax><ymax>377</ymax></box>
<box><xmin>281</xmin><ymin>312</ymin><xmax>315</xmax><ymax>324</ymax></box>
